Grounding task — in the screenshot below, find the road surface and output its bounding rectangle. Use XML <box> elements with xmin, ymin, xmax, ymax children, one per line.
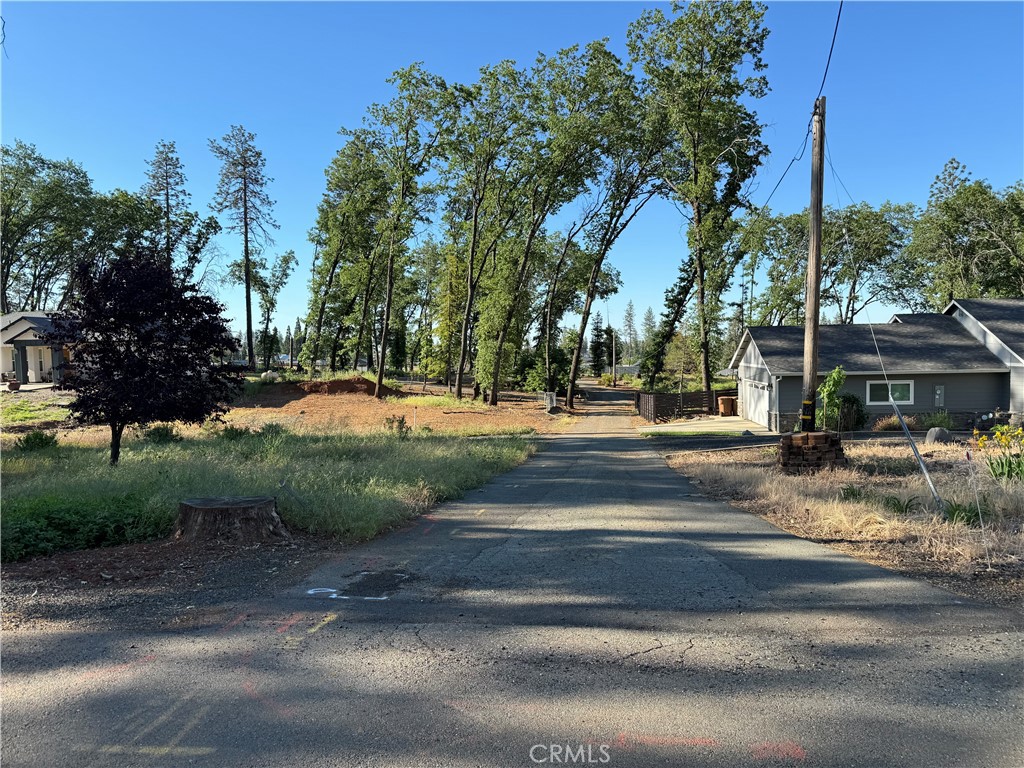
<box><xmin>3</xmin><ymin>388</ymin><xmax>1022</xmax><ymax>767</ymax></box>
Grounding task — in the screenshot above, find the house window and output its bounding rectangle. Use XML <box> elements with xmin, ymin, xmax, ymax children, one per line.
<box><xmin>867</xmin><ymin>380</ymin><xmax>913</xmax><ymax>405</ymax></box>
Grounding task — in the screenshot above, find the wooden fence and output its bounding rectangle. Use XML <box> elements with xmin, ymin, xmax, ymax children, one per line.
<box><xmin>634</xmin><ymin>388</ymin><xmax>738</xmax><ymax>423</ymax></box>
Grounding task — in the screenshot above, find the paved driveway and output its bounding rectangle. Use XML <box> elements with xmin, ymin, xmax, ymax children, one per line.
<box><xmin>2</xmin><ymin>389</ymin><xmax>1021</xmax><ymax>767</ymax></box>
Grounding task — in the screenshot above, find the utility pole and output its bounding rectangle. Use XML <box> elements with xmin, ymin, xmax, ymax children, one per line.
<box><xmin>800</xmin><ymin>96</ymin><xmax>825</xmax><ymax>433</ymax></box>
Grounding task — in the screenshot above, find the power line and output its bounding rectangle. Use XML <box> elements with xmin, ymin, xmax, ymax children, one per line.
<box><xmin>824</xmin><ymin>138</ymin><xmax>856</xmax><ymax>206</ymax></box>
<box><xmin>816</xmin><ymin>1</ymin><xmax>844</xmax><ymax>101</ymax></box>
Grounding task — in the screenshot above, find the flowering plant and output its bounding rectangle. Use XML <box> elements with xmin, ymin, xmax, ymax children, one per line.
<box><xmin>975</xmin><ymin>425</ymin><xmax>1024</xmax><ymax>482</ymax></box>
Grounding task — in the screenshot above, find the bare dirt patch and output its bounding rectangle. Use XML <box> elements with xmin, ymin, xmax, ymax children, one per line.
<box><xmin>1</xmin><ymin>533</ymin><xmax>344</xmax><ymax>633</ymax></box>
<box><xmin>229</xmin><ymin>381</ymin><xmax>572</xmax><ymax>436</ymax></box>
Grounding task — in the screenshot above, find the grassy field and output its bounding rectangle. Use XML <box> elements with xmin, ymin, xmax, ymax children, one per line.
<box><xmin>667</xmin><ymin>440</ymin><xmax>1024</xmax><ymax>576</ymax></box>
<box><xmin>1</xmin><ymin>397</ymin><xmax>70</xmax><ymax>425</ymax></box>
<box><xmin>0</xmin><ymin>423</ymin><xmax>536</xmax><ymax>562</ymax></box>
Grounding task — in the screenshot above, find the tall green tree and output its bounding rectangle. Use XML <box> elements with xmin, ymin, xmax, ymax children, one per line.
<box><xmin>142</xmin><ymin>139</ymin><xmax>221</xmax><ymax>284</ymax></box>
<box><xmin>0</xmin><ymin>141</ymin><xmax>93</xmax><ymax>313</ymax></box>
<box><xmin>899</xmin><ymin>159</ymin><xmax>1023</xmax><ymax>309</ymax></box>
<box><xmin>209</xmin><ymin>125</ymin><xmax>279</xmax><ymax>368</ymax></box>
<box><xmin>357</xmin><ymin>65</ymin><xmax>452</xmax><ymax>398</ymax></box>
<box><xmin>303</xmin><ymin>134</ymin><xmax>389</xmax><ymax>374</ymax></box>
<box><xmin>629</xmin><ymin>0</ymin><xmax>770</xmax><ymax>392</ymax></box>
<box><xmin>621</xmin><ymin>300</ymin><xmax>638</xmax><ymax>364</ymax></box>
<box><xmin>742</xmin><ymin>202</ymin><xmax>916</xmax><ymax>325</ymax></box>
<box><xmin>482</xmin><ymin>43</ymin><xmax>624</xmax><ymax>405</ymax></box>
<box><xmin>252</xmin><ymin>250</ymin><xmax>296</xmax><ymax>370</ymax></box>
<box><xmin>563</xmin><ymin>43</ymin><xmax>668</xmax><ymax>407</ymax></box>
<box><xmin>589</xmin><ymin>310</ymin><xmax>606</xmax><ymax>376</ymax></box>
<box><xmin>440</xmin><ymin>60</ymin><xmax>533</xmax><ymax>400</ymax></box>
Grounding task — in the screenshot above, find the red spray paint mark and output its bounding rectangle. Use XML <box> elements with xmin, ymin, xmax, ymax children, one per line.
<box><xmin>750</xmin><ymin>741</ymin><xmax>807</xmax><ymax>761</ymax></box>
<box><xmin>80</xmin><ymin>654</ymin><xmax>157</xmax><ymax>680</ymax></box>
<box><xmin>216</xmin><ymin>613</ymin><xmax>248</xmax><ymax>634</ymax></box>
<box><xmin>242</xmin><ymin>680</ymin><xmax>295</xmax><ymax>718</ymax></box>
<box><xmin>422</xmin><ymin>524</ymin><xmax>436</xmax><ymax>536</ymax></box>
<box><xmin>275</xmin><ymin>612</ymin><xmax>304</xmax><ymax>634</ymax></box>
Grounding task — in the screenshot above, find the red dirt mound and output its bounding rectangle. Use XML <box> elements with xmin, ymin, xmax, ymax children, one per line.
<box><xmin>296</xmin><ymin>377</ymin><xmax>405</xmax><ymax>398</ymax></box>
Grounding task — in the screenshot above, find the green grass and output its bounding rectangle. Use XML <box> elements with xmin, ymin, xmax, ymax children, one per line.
<box><xmin>0</xmin><ymin>426</ymin><xmax>536</xmax><ymax>562</ymax></box>
<box><xmin>1</xmin><ymin>398</ymin><xmax>70</xmax><ymax>426</ymax></box>
<box><xmin>393</xmin><ymin>393</ymin><xmax>490</xmax><ymax>410</ymax></box>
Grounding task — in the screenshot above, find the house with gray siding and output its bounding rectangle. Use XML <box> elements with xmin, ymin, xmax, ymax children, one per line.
<box><xmin>941</xmin><ymin>298</ymin><xmax>1024</xmax><ymax>415</ymax></box>
<box><xmin>728</xmin><ymin>303</ymin><xmax>1020</xmax><ymax>432</ymax></box>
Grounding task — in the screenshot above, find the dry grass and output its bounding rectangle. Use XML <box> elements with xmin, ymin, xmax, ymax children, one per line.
<box><xmin>666</xmin><ymin>439</ymin><xmax>1024</xmax><ymax>609</ymax></box>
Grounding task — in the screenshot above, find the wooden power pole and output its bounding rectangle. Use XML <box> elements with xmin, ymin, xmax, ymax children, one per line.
<box><xmin>800</xmin><ymin>96</ymin><xmax>826</xmax><ymax>433</ymax></box>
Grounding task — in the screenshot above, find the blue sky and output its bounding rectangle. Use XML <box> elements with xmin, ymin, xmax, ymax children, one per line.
<box><xmin>3</xmin><ymin>1</ymin><xmax>1023</xmax><ymax>338</ymax></box>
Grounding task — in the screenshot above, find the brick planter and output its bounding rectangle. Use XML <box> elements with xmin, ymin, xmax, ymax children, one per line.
<box><xmin>778</xmin><ymin>432</ymin><xmax>847</xmax><ymax>473</ymax></box>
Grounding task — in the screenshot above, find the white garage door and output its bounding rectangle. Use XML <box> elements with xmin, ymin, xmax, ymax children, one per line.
<box><xmin>741</xmin><ymin>379</ymin><xmax>769</xmax><ymax>427</ymax></box>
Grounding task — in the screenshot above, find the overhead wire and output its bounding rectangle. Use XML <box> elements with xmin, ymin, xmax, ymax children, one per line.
<box><xmin>816</xmin><ymin>1</ymin><xmax>844</xmax><ymax>101</ymax></box>
<box><xmin>738</xmin><ymin>0</ymin><xmax>845</xmax><ymax>325</ymax></box>
<box><xmin>744</xmin><ymin>0</ymin><xmax>844</xmax><ymax>223</ymax></box>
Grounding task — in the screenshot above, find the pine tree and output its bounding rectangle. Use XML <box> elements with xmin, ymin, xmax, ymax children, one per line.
<box><xmin>209</xmin><ymin>125</ymin><xmax>279</xmax><ymax>368</ymax></box>
<box><xmin>589</xmin><ymin>311</ymin><xmax>606</xmax><ymax>376</ymax></box>
<box><xmin>621</xmin><ymin>300</ymin><xmax>638</xmax><ymax>363</ymax></box>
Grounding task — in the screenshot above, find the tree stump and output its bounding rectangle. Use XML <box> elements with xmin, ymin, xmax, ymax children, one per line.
<box><xmin>175</xmin><ymin>496</ymin><xmax>290</xmax><ymax>544</ymax></box>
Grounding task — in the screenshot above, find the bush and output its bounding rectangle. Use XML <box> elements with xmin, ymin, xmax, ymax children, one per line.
<box><xmin>14</xmin><ymin>430</ymin><xmax>58</xmax><ymax>451</ymax></box>
<box><xmin>873</xmin><ymin>413</ymin><xmax>920</xmax><ymax>432</ymax></box>
<box><xmin>384</xmin><ymin>414</ymin><xmax>412</xmax><ymax>440</ymax></box>
<box><xmin>142</xmin><ymin>424</ymin><xmax>182</xmax><ymax>444</ymax></box>
<box><xmin>922</xmin><ymin>410</ymin><xmax>955</xmax><ymax>430</ymax></box>
<box><xmin>837</xmin><ymin>393</ymin><xmax>869</xmax><ymax>431</ymax></box>
<box><xmin>218</xmin><ymin>424</ymin><xmax>253</xmax><ymax>441</ymax></box>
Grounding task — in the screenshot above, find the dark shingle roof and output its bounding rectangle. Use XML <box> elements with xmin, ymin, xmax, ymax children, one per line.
<box><xmin>945</xmin><ymin>298</ymin><xmax>1024</xmax><ymax>361</ymax></box>
<box><xmin>747</xmin><ymin>315</ymin><xmax>1007</xmax><ymax>376</ymax></box>
<box><xmin>0</xmin><ymin>314</ymin><xmax>58</xmax><ymax>344</ymax></box>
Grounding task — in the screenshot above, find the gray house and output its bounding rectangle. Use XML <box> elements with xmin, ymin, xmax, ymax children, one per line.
<box><xmin>729</xmin><ymin>298</ymin><xmax>1023</xmax><ymax>432</ymax></box>
<box><xmin>940</xmin><ymin>298</ymin><xmax>1023</xmax><ymax>414</ymax></box>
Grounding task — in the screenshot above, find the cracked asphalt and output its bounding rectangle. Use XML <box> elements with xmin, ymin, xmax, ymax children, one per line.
<box><xmin>2</xmin><ymin>388</ymin><xmax>1022</xmax><ymax>767</ymax></box>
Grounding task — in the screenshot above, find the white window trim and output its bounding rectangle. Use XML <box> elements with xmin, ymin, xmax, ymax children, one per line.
<box><xmin>866</xmin><ymin>379</ymin><xmax>914</xmax><ymax>405</ymax></box>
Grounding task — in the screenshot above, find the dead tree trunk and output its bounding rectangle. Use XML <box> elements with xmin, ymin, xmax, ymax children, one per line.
<box><xmin>176</xmin><ymin>497</ymin><xmax>290</xmax><ymax>544</ymax></box>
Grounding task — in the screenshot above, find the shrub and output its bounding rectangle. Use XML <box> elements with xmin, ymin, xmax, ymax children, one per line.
<box><xmin>837</xmin><ymin>393</ymin><xmax>869</xmax><ymax>431</ymax></box>
<box><xmin>14</xmin><ymin>430</ymin><xmax>58</xmax><ymax>451</ymax></box>
<box><xmin>922</xmin><ymin>410</ymin><xmax>955</xmax><ymax>430</ymax></box>
<box><xmin>218</xmin><ymin>424</ymin><xmax>253</xmax><ymax>441</ymax></box>
<box><xmin>384</xmin><ymin>414</ymin><xmax>412</xmax><ymax>440</ymax></box>
<box><xmin>817</xmin><ymin>366</ymin><xmax>846</xmax><ymax>431</ymax></box>
<box><xmin>143</xmin><ymin>424</ymin><xmax>182</xmax><ymax>444</ymax></box>
<box><xmin>873</xmin><ymin>413</ymin><xmax>920</xmax><ymax>432</ymax></box>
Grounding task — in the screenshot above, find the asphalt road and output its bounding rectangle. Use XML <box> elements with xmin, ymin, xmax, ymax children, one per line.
<box><xmin>3</xmin><ymin>389</ymin><xmax>1022</xmax><ymax>768</ymax></box>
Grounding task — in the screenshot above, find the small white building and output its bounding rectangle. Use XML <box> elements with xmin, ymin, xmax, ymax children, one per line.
<box><xmin>0</xmin><ymin>312</ymin><xmax>68</xmax><ymax>384</ymax></box>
